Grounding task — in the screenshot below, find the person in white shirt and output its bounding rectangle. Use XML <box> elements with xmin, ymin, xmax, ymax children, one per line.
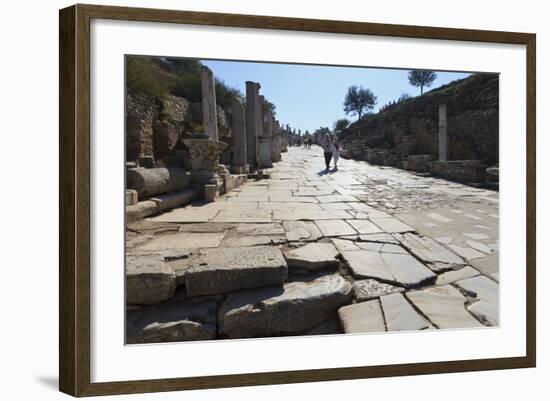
<box><xmin>332</xmin><ymin>137</ymin><xmax>340</xmax><ymax>170</ymax></box>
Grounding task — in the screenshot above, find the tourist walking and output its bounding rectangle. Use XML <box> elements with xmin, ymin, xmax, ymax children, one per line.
<box><xmin>332</xmin><ymin>137</ymin><xmax>340</xmax><ymax>169</ymax></box>
<box><xmin>322</xmin><ymin>134</ymin><xmax>333</xmax><ymax>171</ymax></box>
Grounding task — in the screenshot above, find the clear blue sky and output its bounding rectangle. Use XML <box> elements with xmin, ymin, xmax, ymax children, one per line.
<box><xmin>202</xmin><ymin>59</ymin><xmax>470</xmax><ymax>133</ymax></box>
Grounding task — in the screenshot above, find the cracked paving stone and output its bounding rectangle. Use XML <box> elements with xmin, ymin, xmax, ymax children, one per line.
<box><xmin>406</xmin><ymin>285</ymin><xmax>483</xmax><ymax>329</ymax></box>
<box><xmin>380</xmin><ymin>293</ymin><xmax>430</xmax><ymax>331</ymax></box>
<box><xmin>394</xmin><ymin>233</ymin><xmax>464</xmax><ymax>272</ymax></box>
<box><xmin>341</xmin><ymin>249</ymin><xmax>436</xmax><ymax>288</ymax></box>
<box><xmin>314</xmin><ymin>219</ymin><xmax>357</xmax><ymax>237</ymax></box>
<box><xmin>283</xmin><ymin>221</ymin><xmax>323</xmax><ymax>242</ymax></box>
<box><xmin>283</xmin><ymin>242</ymin><xmax>340</xmax><ymax>271</ymax></box>
<box><xmin>338</xmin><ymin>300</ymin><xmax>386</xmax><ymax>334</ymax></box>
<box><xmin>435</xmin><ymin>266</ymin><xmax>480</xmax><ymax>286</ymax></box>
<box><xmin>454</xmin><ymin>275</ymin><xmax>499</xmax><ymax>326</ymax></box>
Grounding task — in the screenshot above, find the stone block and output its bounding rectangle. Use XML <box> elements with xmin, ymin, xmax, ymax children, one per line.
<box><xmin>185</xmin><ymin>246</ymin><xmax>288</xmax><ymax>297</ymax></box>
<box><xmin>219</xmin><ymin>275</ymin><xmax>352</xmax><ymax>338</ymax></box>
<box><xmin>150</xmin><ymin>188</ymin><xmax>198</xmax><ymax>211</ymax></box>
<box><xmin>126</xmin><ymin>200</ymin><xmax>158</xmax><ymax>223</ymax></box>
<box><xmin>127</xmin><ymin>167</ymin><xmax>191</xmax><ymax>198</ymax></box>
<box><xmin>125</xmin><ymin>189</ymin><xmax>138</xmax><ymax>206</ymax></box>
<box><xmin>126</xmin><ymin>254</ymin><xmax>177</xmax><ymax>305</ymax></box>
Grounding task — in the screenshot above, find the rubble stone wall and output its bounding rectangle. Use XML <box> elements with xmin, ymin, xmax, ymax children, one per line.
<box><xmin>340</xmin><ymin>74</ymin><xmax>499</xmax><ymax>168</ymax></box>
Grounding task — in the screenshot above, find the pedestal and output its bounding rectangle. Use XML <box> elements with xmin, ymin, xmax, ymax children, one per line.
<box><xmin>183</xmin><ymin>137</ymin><xmax>228</xmax><ymax>199</ymax></box>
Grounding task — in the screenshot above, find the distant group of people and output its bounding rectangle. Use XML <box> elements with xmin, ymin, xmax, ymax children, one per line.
<box><xmin>322</xmin><ymin>134</ymin><xmax>340</xmax><ymax>171</ymax></box>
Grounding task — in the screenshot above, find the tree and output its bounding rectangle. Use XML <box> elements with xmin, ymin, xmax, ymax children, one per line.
<box><xmin>262</xmin><ymin>98</ymin><xmax>276</xmax><ymax>117</ymax></box>
<box><xmin>408</xmin><ymin>70</ymin><xmax>437</xmax><ymax>95</ymax></box>
<box><xmin>333</xmin><ymin>118</ymin><xmax>350</xmax><ymax>133</ymax></box>
<box><xmin>343</xmin><ymin>86</ymin><xmax>377</xmax><ymax>121</ymax></box>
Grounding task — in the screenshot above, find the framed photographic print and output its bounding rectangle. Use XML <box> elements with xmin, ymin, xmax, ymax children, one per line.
<box><xmin>59</xmin><ymin>3</ymin><xmax>536</xmax><ymax>397</ymax></box>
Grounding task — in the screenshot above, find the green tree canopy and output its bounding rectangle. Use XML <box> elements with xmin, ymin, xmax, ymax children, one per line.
<box><xmin>343</xmin><ymin>86</ymin><xmax>377</xmax><ymax>121</ymax></box>
<box><xmin>408</xmin><ymin>70</ymin><xmax>437</xmax><ymax>95</ymax></box>
<box><xmin>333</xmin><ymin>118</ymin><xmax>350</xmax><ymax>133</ymax></box>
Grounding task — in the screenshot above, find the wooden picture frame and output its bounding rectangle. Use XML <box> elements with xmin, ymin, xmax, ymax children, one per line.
<box><xmin>59</xmin><ymin>3</ymin><xmax>536</xmax><ymax>397</ymax></box>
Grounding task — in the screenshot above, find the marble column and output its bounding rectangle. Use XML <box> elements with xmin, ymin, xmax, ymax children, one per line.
<box><xmin>438</xmin><ymin>103</ymin><xmax>448</xmax><ymax>162</ymax></box>
<box><xmin>271</xmin><ymin>119</ymin><xmax>282</xmax><ymax>162</ymax></box>
<box><xmin>245</xmin><ymin>81</ymin><xmax>261</xmax><ymax>169</ymax></box>
<box><xmin>231</xmin><ymin>97</ymin><xmax>248</xmax><ymax>174</ymax></box>
<box><xmin>183</xmin><ymin>66</ymin><xmax>226</xmax><ymax>199</ymax></box>
<box><xmin>258</xmin><ymin>96</ymin><xmax>273</xmax><ymax>168</ymax></box>
<box><xmin>201</xmin><ymin>66</ymin><xmax>218</xmax><ymax>141</ymax></box>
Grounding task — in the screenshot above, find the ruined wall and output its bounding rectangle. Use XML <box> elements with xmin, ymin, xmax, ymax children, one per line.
<box><xmin>126</xmin><ymin>90</ymin><xmax>232</xmax><ymax>166</ymax></box>
<box><xmin>340</xmin><ymin>73</ymin><xmax>499</xmax><ymax>167</ymax></box>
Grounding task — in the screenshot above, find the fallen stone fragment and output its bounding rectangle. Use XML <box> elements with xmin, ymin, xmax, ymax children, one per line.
<box><xmin>284</xmin><ymin>243</ymin><xmax>340</xmax><ymax>271</ymax></box>
<box><xmin>150</xmin><ymin>188</ymin><xmax>198</xmax><ymax>212</ymax></box>
<box><xmin>342</xmin><ymin>250</ymin><xmax>436</xmax><ymax>288</ymax></box>
<box><xmin>454</xmin><ymin>275</ymin><xmax>499</xmax><ymax>326</ymax></box>
<box><xmin>126</xmin><ymin>201</ymin><xmax>158</xmax><ymax>223</ymax></box>
<box><xmin>219</xmin><ymin>275</ymin><xmax>352</xmax><ymax>338</ymax></box>
<box><xmin>283</xmin><ymin>221</ymin><xmax>323</xmax><ymax>242</ymax></box>
<box><xmin>338</xmin><ymin>300</ymin><xmax>386</xmax><ymax>334</ymax></box>
<box><xmin>126</xmin><ymin>254</ymin><xmax>177</xmax><ymax>305</ymax></box>
<box><xmin>127</xmin><ymin>167</ymin><xmax>191</xmax><ymax>198</ymax></box>
<box><xmin>406</xmin><ymin>285</ymin><xmax>483</xmax><ymax>329</ymax></box>
<box><xmin>352</xmin><ymin>279</ymin><xmax>405</xmax><ymax>302</ymax></box>
<box><xmin>185</xmin><ymin>246</ymin><xmax>288</xmax><ymax>297</ymax></box>
<box><xmin>127</xmin><ymin>300</ymin><xmax>217</xmax><ymax>344</ymax></box>
<box><xmin>380</xmin><ymin>293</ymin><xmax>430</xmax><ymax>331</ymax></box>
<box><xmin>394</xmin><ymin>233</ymin><xmax>464</xmax><ymax>272</ymax></box>
<box><xmin>435</xmin><ymin>266</ymin><xmax>480</xmax><ymax>286</ymax></box>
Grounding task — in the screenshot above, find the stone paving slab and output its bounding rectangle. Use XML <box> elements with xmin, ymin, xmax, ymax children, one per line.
<box><xmin>406</xmin><ymin>285</ymin><xmax>483</xmax><ymax>329</ymax></box>
<box><xmin>137</xmin><ymin>232</ymin><xmax>225</xmax><ymax>251</ymax></box>
<box><xmin>259</xmin><ymin>202</ymin><xmax>322</xmax><ymax>210</ymax></box>
<box><xmin>126</xmin><ymin>254</ymin><xmax>177</xmax><ymax>305</ymax></box>
<box><xmin>283</xmin><ymin>243</ymin><xmax>340</xmax><ymax>271</ymax></box>
<box><xmin>283</xmin><ymin>221</ymin><xmax>323</xmax><ymax>242</ymax></box>
<box><xmin>369</xmin><ymin>217</ymin><xmax>415</xmax><ymax>233</ymax></box>
<box><xmin>314</xmin><ymin>219</ymin><xmax>357</xmax><ymax>237</ymax></box>
<box><xmin>394</xmin><ymin>233</ymin><xmax>464</xmax><ymax>272</ymax></box>
<box><xmin>380</xmin><ymin>293</ymin><xmax>430</xmax><ymax>331</ymax></box>
<box><xmin>435</xmin><ymin>266</ymin><xmax>481</xmax><ymax>286</ymax></box>
<box><xmin>213</xmin><ymin>209</ymin><xmax>273</xmax><ymax>223</ymax></box>
<box><xmin>316</xmin><ymin>195</ymin><xmax>360</xmax><ymax>203</ymax></box>
<box><xmin>346</xmin><ymin>219</ymin><xmax>384</xmax><ymax>234</ymax></box>
<box><xmin>185</xmin><ymin>246</ymin><xmax>288</xmax><ymax>297</ymax></box>
<box><xmin>454</xmin><ymin>275</ymin><xmax>499</xmax><ymax>326</ymax></box>
<box><xmin>148</xmin><ymin>206</ymin><xmax>219</xmax><ymax>223</ymax></box>
<box><xmin>341</xmin><ymin>249</ymin><xmax>436</xmax><ymax>288</ymax></box>
<box><xmin>338</xmin><ymin>300</ymin><xmax>386</xmax><ymax>334</ymax></box>
<box><xmin>273</xmin><ymin>209</ymin><xmax>353</xmax><ymax>221</ymax></box>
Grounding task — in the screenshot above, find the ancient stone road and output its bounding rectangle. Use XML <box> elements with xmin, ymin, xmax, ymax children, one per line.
<box><xmin>126</xmin><ymin>146</ymin><xmax>499</xmax><ymax>343</ymax></box>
